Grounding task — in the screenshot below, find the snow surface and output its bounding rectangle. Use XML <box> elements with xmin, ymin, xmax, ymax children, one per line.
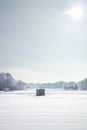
<box><xmin>0</xmin><ymin>90</ymin><xmax>87</xmax><ymax>130</ymax></box>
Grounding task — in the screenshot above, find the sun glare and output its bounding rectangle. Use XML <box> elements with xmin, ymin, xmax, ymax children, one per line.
<box><xmin>65</xmin><ymin>6</ymin><xmax>84</xmax><ymax>21</ymax></box>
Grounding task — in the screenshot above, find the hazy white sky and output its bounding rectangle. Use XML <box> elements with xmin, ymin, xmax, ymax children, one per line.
<box><xmin>0</xmin><ymin>0</ymin><xmax>87</xmax><ymax>83</ymax></box>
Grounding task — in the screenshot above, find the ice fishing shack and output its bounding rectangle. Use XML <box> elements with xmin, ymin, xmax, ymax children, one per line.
<box><xmin>36</xmin><ymin>89</ymin><xmax>45</xmax><ymax>96</ymax></box>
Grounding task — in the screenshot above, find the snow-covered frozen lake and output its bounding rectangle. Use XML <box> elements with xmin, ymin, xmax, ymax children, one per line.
<box><xmin>0</xmin><ymin>90</ymin><xmax>87</xmax><ymax>130</ymax></box>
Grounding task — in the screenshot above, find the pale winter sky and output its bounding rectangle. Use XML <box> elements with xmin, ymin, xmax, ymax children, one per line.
<box><xmin>0</xmin><ymin>0</ymin><xmax>87</xmax><ymax>83</ymax></box>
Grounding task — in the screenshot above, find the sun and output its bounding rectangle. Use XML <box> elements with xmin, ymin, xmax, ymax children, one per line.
<box><xmin>65</xmin><ymin>6</ymin><xmax>84</xmax><ymax>21</ymax></box>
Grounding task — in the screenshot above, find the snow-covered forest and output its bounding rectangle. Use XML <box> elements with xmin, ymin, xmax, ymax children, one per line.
<box><xmin>0</xmin><ymin>73</ymin><xmax>87</xmax><ymax>91</ymax></box>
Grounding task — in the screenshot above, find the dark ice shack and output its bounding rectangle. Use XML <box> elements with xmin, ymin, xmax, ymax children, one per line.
<box><xmin>36</xmin><ymin>89</ymin><xmax>45</xmax><ymax>96</ymax></box>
